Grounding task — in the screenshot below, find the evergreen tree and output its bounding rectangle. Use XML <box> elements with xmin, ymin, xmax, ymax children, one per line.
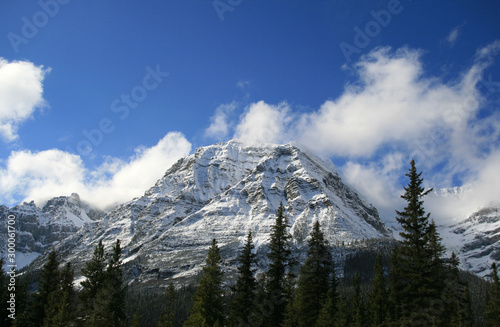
<box><xmin>11</xmin><ymin>275</ymin><xmax>29</xmax><ymax>327</ymax></box>
<box><xmin>43</xmin><ymin>262</ymin><xmax>75</xmax><ymax>327</ymax></box>
<box><xmin>485</xmin><ymin>262</ymin><xmax>500</xmax><ymax>327</ymax></box>
<box><xmin>184</xmin><ymin>238</ymin><xmax>225</xmax><ymax>327</ymax></box>
<box><xmin>444</xmin><ymin>252</ymin><xmax>473</xmax><ymax>327</ymax></box>
<box><xmin>87</xmin><ymin>286</ymin><xmax>115</xmax><ymax>327</ymax></box>
<box><xmin>265</xmin><ymin>202</ymin><xmax>293</xmax><ymax>327</ymax></box>
<box><xmin>158</xmin><ymin>283</ymin><xmax>176</xmax><ymax>327</ymax></box>
<box><xmin>252</xmin><ymin>274</ymin><xmax>269</xmax><ymax>327</ymax></box>
<box><xmin>0</xmin><ymin>258</ymin><xmax>10</xmax><ymax>327</ymax></box>
<box><xmin>389</xmin><ymin>159</ymin><xmax>445</xmax><ymax>324</ymax></box>
<box><xmin>31</xmin><ymin>251</ymin><xmax>60</xmax><ymax>327</ymax></box>
<box><xmin>352</xmin><ymin>272</ymin><xmax>366</xmax><ymax>327</ymax></box>
<box><xmin>293</xmin><ymin>221</ymin><xmax>332</xmax><ymax>327</ymax></box>
<box><xmin>80</xmin><ymin>240</ymin><xmax>107</xmax><ymax>316</ymax></box>
<box><xmin>369</xmin><ymin>253</ymin><xmax>387</xmax><ymax>327</ymax></box>
<box><xmin>83</xmin><ymin>239</ymin><xmax>126</xmax><ymax>327</ymax></box>
<box><xmin>315</xmin><ymin>264</ymin><xmax>339</xmax><ymax>327</ymax></box>
<box><xmin>131</xmin><ymin>311</ymin><xmax>141</xmax><ymax>327</ymax></box>
<box><xmin>229</xmin><ymin>231</ymin><xmax>257</xmax><ymax>326</ymax></box>
<box><xmin>106</xmin><ymin>239</ymin><xmax>127</xmax><ymax>325</ymax></box>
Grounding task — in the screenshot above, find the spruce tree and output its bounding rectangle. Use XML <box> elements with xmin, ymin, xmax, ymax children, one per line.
<box><xmin>158</xmin><ymin>283</ymin><xmax>176</xmax><ymax>327</ymax></box>
<box><xmin>265</xmin><ymin>202</ymin><xmax>293</xmax><ymax>327</ymax></box>
<box><xmin>43</xmin><ymin>262</ymin><xmax>75</xmax><ymax>327</ymax></box>
<box><xmin>11</xmin><ymin>275</ymin><xmax>29</xmax><ymax>327</ymax></box>
<box><xmin>80</xmin><ymin>240</ymin><xmax>107</xmax><ymax>316</ymax></box>
<box><xmin>184</xmin><ymin>238</ymin><xmax>225</xmax><ymax>327</ymax></box>
<box><xmin>369</xmin><ymin>253</ymin><xmax>387</xmax><ymax>327</ymax></box>
<box><xmin>315</xmin><ymin>263</ymin><xmax>339</xmax><ymax>327</ymax></box>
<box><xmin>293</xmin><ymin>221</ymin><xmax>332</xmax><ymax>327</ymax></box>
<box><xmin>229</xmin><ymin>231</ymin><xmax>257</xmax><ymax>326</ymax></box>
<box><xmin>31</xmin><ymin>251</ymin><xmax>60</xmax><ymax>327</ymax></box>
<box><xmin>485</xmin><ymin>262</ymin><xmax>500</xmax><ymax>327</ymax></box>
<box><xmin>83</xmin><ymin>239</ymin><xmax>126</xmax><ymax>327</ymax></box>
<box><xmin>131</xmin><ymin>311</ymin><xmax>141</xmax><ymax>327</ymax></box>
<box><xmin>390</xmin><ymin>159</ymin><xmax>445</xmax><ymax>324</ymax></box>
<box><xmin>106</xmin><ymin>239</ymin><xmax>127</xmax><ymax>325</ymax></box>
<box><xmin>0</xmin><ymin>258</ymin><xmax>9</xmax><ymax>327</ymax></box>
<box><xmin>352</xmin><ymin>272</ymin><xmax>365</xmax><ymax>327</ymax></box>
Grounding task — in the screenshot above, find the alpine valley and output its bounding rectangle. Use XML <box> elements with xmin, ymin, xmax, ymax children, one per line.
<box><xmin>2</xmin><ymin>140</ymin><xmax>499</xmax><ymax>282</ymax></box>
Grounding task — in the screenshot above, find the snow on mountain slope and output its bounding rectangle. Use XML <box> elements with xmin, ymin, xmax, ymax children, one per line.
<box><xmin>30</xmin><ymin>140</ymin><xmax>391</xmax><ymax>283</ymax></box>
<box><xmin>440</xmin><ymin>206</ymin><xmax>500</xmax><ymax>277</ymax></box>
<box><xmin>0</xmin><ymin>193</ymin><xmax>105</xmax><ymax>266</ymax></box>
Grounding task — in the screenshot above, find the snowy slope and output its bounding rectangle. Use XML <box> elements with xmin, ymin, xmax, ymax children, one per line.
<box><xmin>29</xmin><ymin>140</ymin><xmax>392</xmax><ymax>283</ymax></box>
<box><xmin>0</xmin><ymin>193</ymin><xmax>105</xmax><ymax>265</ymax></box>
<box><xmin>440</xmin><ymin>206</ymin><xmax>500</xmax><ymax>277</ymax></box>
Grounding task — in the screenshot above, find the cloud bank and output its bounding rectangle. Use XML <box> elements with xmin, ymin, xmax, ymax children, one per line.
<box><xmin>206</xmin><ymin>42</ymin><xmax>500</xmax><ymax>222</ymax></box>
<box><xmin>0</xmin><ymin>132</ymin><xmax>191</xmax><ymax>210</ymax></box>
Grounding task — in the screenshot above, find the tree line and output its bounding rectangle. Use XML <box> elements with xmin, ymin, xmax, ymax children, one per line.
<box><xmin>1</xmin><ymin>160</ymin><xmax>500</xmax><ymax>326</ymax></box>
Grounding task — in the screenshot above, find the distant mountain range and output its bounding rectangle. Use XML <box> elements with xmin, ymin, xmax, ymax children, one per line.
<box><xmin>2</xmin><ymin>140</ymin><xmax>498</xmax><ymax>280</ymax></box>
<box><xmin>0</xmin><ymin>193</ymin><xmax>105</xmax><ymax>268</ymax></box>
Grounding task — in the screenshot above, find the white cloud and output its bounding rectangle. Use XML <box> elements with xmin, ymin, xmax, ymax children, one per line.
<box><xmin>0</xmin><ymin>132</ymin><xmax>191</xmax><ymax>210</ymax></box>
<box><xmin>342</xmin><ymin>159</ymin><xmax>403</xmax><ymax>218</ymax></box>
<box><xmin>205</xmin><ymin>102</ymin><xmax>237</xmax><ymax>140</ymax></box>
<box><xmin>225</xmin><ymin>43</ymin><xmax>500</xmax><ymax>223</ymax></box>
<box><xmin>297</xmin><ymin>46</ymin><xmax>478</xmax><ymax>158</ymax></box>
<box><xmin>237</xmin><ymin>80</ymin><xmax>250</xmax><ymax>89</ymax></box>
<box><xmin>0</xmin><ymin>58</ymin><xmax>50</xmax><ymax>141</ymax></box>
<box><xmin>234</xmin><ymin>101</ymin><xmax>291</xmax><ymax>144</ymax></box>
<box><xmin>446</xmin><ymin>27</ymin><xmax>460</xmax><ymax>47</ymax></box>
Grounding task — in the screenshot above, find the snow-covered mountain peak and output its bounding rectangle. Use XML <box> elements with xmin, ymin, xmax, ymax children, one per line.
<box><xmin>29</xmin><ymin>140</ymin><xmax>392</xmax><ymax>283</ymax></box>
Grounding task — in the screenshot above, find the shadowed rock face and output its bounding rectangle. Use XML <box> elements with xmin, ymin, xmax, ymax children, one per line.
<box><xmin>0</xmin><ymin>194</ymin><xmax>105</xmax><ymax>259</ymax></box>
<box><xmin>441</xmin><ymin>207</ymin><xmax>500</xmax><ymax>277</ymax></box>
<box><xmin>27</xmin><ymin>140</ymin><xmax>392</xmax><ymax>284</ymax></box>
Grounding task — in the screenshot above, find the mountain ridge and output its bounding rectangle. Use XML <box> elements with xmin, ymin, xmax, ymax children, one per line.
<box><xmin>26</xmin><ymin>140</ymin><xmax>392</xmax><ymax>283</ymax></box>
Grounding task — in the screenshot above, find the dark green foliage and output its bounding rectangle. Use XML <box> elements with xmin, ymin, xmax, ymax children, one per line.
<box><xmin>183</xmin><ymin>238</ymin><xmax>224</xmax><ymax>327</ymax></box>
<box><xmin>264</xmin><ymin>202</ymin><xmax>294</xmax><ymax>327</ymax></box>
<box><xmin>158</xmin><ymin>283</ymin><xmax>176</xmax><ymax>327</ymax></box>
<box><xmin>131</xmin><ymin>310</ymin><xmax>141</xmax><ymax>327</ymax></box>
<box><xmin>315</xmin><ymin>267</ymin><xmax>339</xmax><ymax>327</ymax></box>
<box><xmin>443</xmin><ymin>252</ymin><xmax>473</xmax><ymax>327</ymax></box>
<box><xmin>11</xmin><ymin>275</ymin><xmax>30</xmax><ymax>327</ymax></box>
<box><xmin>369</xmin><ymin>253</ymin><xmax>387</xmax><ymax>327</ymax></box>
<box><xmin>352</xmin><ymin>272</ymin><xmax>366</xmax><ymax>327</ymax></box>
<box><xmin>485</xmin><ymin>263</ymin><xmax>500</xmax><ymax>327</ymax></box>
<box><xmin>80</xmin><ymin>240</ymin><xmax>107</xmax><ymax>315</ymax></box>
<box><xmin>79</xmin><ymin>239</ymin><xmax>126</xmax><ymax>326</ymax></box>
<box><xmin>42</xmin><ymin>262</ymin><xmax>75</xmax><ymax>327</ymax></box>
<box><xmin>31</xmin><ymin>251</ymin><xmax>60</xmax><ymax>327</ymax></box>
<box><xmin>228</xmin><ymin>231</ymin><xmax>257</xmax><ymax>326</ymax></box>
<box><xmin>390</xmin><ymin>159</ymin><xmax>446</xmax><ymax>324</ymax></box>
<box><xmin>293</xmin><ymin>221</ymin><xmax>332</xmax><ymax>326</ymax></box>
<box><xmin>0</xmin><ymin>258</ymin><xmax>10</xmax><ymax>327</ymax></box>
<box><xmin>105</xmin><ymin>239</ymin><xmax>127</xmax><ymax>325</ymax></box>
<box><xmin>125</xmin><ymin>282</ymin><xmax>196</xmax><ymax>327</ymax></box>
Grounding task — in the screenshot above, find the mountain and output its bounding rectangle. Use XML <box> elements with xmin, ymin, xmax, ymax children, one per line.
<box><xmin>440</xmin><ymin>206</ymin><xmax>500</xmax><ymax>277</ymax></box>
<box><xmin>28</xmin><ymin>140</ymin><xmax>392</xmax><ymax>283</ymax></box>
<box><xmin>0</xmin><ymin>193</ymin><xmax>105</xmax><ymax>268</ymax></box>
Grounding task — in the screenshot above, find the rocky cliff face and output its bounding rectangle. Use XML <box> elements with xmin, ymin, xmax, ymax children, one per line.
<box><xmin>440</xmin><ymin>206</ymin><xmax>500</xmax><ymax>277</ymax></box>
<box><xmin>29</xmin><ymin>140</ymin><xmax>391</xmax><ymax>283</ymax></box>
<box><xmin>0</xmin><ymin>193</ymin><xmax>105</xmax><ymax>267</ymax></box>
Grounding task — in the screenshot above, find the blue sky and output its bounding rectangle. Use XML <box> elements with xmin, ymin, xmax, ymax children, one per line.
<box><xmin>1</xmin><ymin>0</ymin><xmax>499</xmax><ymax>222</ymax></box>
